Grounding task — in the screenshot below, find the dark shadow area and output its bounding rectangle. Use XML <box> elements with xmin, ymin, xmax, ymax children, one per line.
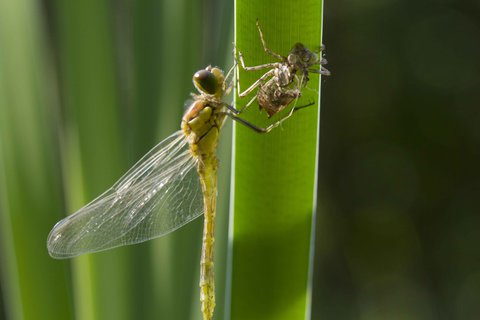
<box><xmin>314</xmin><ymin>0</ymin><xmax>480</xmax><ymax>319</ymax></box>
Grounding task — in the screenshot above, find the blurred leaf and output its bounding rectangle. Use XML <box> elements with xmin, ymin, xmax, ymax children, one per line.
<box><xmin>53</xmin><ymin>1</ymin><xmax>131</xmax><ymax>319</ymax></box>
<box><xmin>0</xmin><ymin>0</ymin><xmax>73</xmax><ymax>319</ymax></box>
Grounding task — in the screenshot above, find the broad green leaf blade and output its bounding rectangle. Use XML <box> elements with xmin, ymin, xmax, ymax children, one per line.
<box><xmin>229</xmin><ymin>1</ymin><xmax>326</xmax><ymax>319</ymax></box>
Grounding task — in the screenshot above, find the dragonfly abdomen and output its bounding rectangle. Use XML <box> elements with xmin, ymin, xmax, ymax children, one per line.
<box><xmin>182</xmin><ymin>94</ymin><xmax>224</xmax><ymax>320</ymax></box>
<box><xmin>257</xmin><ymin>84</ymin><xmax>301</xmax><ymax>117</ymax></box>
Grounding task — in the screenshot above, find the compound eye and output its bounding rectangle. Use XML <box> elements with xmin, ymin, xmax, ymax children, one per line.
<box><xmin>293</xmin><ymin>42</ymin><xmax>305</xmax><ymax>51</ymax></box>
<box><xmin>287</xmin><ymin>53</ymin><xmax>297</xmax><ymax>65</ymax></box>
<box><xmin>193</xmin><ymin>70</ymin><xmax>218</xmax><ymax>94</ymax></box>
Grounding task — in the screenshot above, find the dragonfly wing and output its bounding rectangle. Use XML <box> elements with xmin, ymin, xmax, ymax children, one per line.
<box><xmin>47</xmin><ymin>131</ymin><xmax>203</xmax><ymax>259</ymax></box>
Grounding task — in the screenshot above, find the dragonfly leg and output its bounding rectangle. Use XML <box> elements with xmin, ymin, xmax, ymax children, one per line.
<box><xmin>309</xmin><ymin>67</ymin><xmax>331</xmax><ymax>76</ymax></box>
<box><xmin>257</xmin><ymin>101</ymin><xmax>315</xmax><ymax>132</ymax></box>
<box><xmin>236</xmin><ymin>68</ymin><xmax>275</xmax><ymax>98</ymax></box>
<box><xmin>234</xmin><ymin>43</ymin><xmax>279</xmax><ymax>98</ymax></box>
<box><xmin>237</xmin><ymin>51</ymin><xmax>279</xmax><ymax>72</ymax></box>
<box><xmin>238</xmin><ymin>95</ymin><xmax>258</xmax><ymax>113</ymax></box>
<box><xmin>234</xmin><ymin>43</ymin><xmax>279</xmax><ymax>72</ymax></box>
<box><xmin>223</xmin><ymin>100</ymin><xmax>315</xmax><ymax>134</ymax></box>
<box><xmin>224</xmin><ymin>112</ymin><xmax>271</xmax><ymax>133</ymax></box>
<box><xmin>224</xmin><ymin>62</ymin><xmax>237</xmax><ymax>95</ymax></box>
<box><xmin>256</xmin><ymin>19</ymin><xmax>285</xmax><ymax>61</ymax></box>
<box><xmin>234</xmin><ymin>46</ymin><xmax>278</xmax><ymax>98</ymax></box>
<box><xmin>222</xmin><ymin>94</ymin><xmax>257</xmax><ymax>115</ymax></box>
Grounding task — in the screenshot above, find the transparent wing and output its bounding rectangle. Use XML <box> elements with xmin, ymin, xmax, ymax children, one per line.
<box><xmin>47</xmin><ymin>131</ymin><xmax>203</xmax><ymax>259</ymax></box>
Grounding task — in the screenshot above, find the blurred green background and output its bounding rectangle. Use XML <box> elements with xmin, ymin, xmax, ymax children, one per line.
<box><xmin>313</xmin><ymin>0</ymin><xmax>480</xmax><ymax>319</ymax></box>
<box><xmin>0</xmin><ymin>1</ymin><xmax>233</xmax><ymax>319</ymax></box>
<box><xmin>1</xmin><ymin>0</ymin><xmax>479</xmax><ymax>320</ymax></box>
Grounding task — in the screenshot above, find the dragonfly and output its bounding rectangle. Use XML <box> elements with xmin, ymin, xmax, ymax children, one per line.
<box><xmin>235</xmin><ymin>20</ymin><xmax>330</xmax><ymax>119</ymax></box>
<box><xmin>47</xmin><ymin>64</ymin><xmax>303</xmax><ymax>320</ymax></box>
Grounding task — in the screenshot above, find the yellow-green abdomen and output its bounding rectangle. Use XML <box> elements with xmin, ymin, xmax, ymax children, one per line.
<box><xmin>182</xmin><ymin>99</ymin><xmax>222</xmax><ymax>320</ymax></box>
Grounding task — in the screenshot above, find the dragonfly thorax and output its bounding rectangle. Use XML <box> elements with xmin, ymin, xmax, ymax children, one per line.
<box><xmin>182</xmin><ymin>100</ymin><xmax>225</xmax><ymax>159</ymax></box>
<box><xmin>273</xmin><ymin>64</ymin><xmax>294</xmax><ymax>87</ymax></box>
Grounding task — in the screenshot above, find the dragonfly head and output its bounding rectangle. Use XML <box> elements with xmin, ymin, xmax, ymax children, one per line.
<box><xmin>288</xmin><ymin>43</ymin><xmax>319</xmax><ymax>70</ymax></box>
<box><xmin>193</xmin><ymin>66</ymin><xmax>225</xmax><ymax>97</ymax></box>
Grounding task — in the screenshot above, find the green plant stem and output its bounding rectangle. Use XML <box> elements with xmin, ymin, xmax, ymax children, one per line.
<box><xmin>229</xmin><ymin>0</ymin><xmax>325</xmax><ymax>319</ymax></box>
